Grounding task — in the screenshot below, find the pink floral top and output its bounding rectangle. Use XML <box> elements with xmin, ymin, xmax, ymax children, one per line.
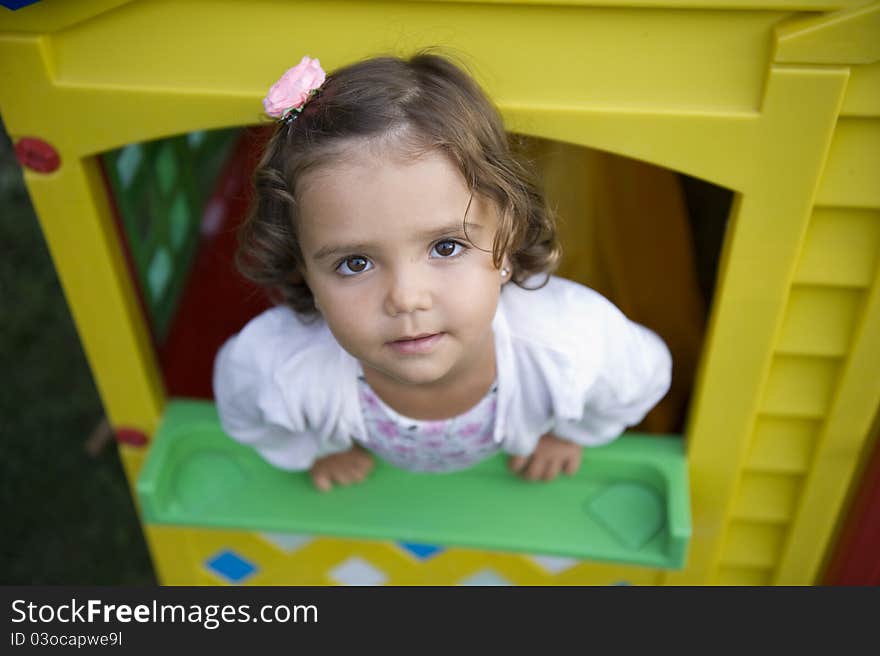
<box><xmin>354</xmin><ymin>373</ymin><xmax>501</xmax><ymax>473</ymax></box>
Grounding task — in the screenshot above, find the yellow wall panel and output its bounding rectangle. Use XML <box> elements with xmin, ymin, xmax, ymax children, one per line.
<box><xmin>48</xmin><ymin>2</ymin><xmax>782</xmax><ymax>113</ymax></box>
<box><xmin>774</xmin><ymin>1</ymin><xmax>880</xmax><ymax>65</ymax></box>
<box><xmin>144</xmin><ymin>523</ymin><xmax>666</xmax><ymax>585</ymax></box>
<box><xmin>666</xmin><ymin>63</ymin><xmax>848</xmax><ymax>586</ymax></box>
<box><xmin>142</xmin><ymin>526</ymin><xmax>202</xmax><ymax>585</ymax></box>
<box><xmin>553</xmin><ymin>561</ymin><xmax>662</xmax><ymax>586</ymax></box>
<box><xmin>761</xmin><ymin>356</ymin><xmax>841</xmax><ymax>418</ymax></box>
<box><xmin>777</xmin><ymin>286</ymin><xmax>863</xmax><ymax>356</ymax></box>
<box><xmin>733</xmin><ymin>472</ymin><xmax>803</xmax><ymax>523</ymax></box>
<box><xmin>776</xmin><ymin>264</ymin><xmax>880</xmax><ymax>583</ymax></box>
<box><xmin>0</xmin><ymin>0</ymin><xmax>129</xmax><ymax>32</ymax></box>
<box><xmin>716</xmin><ymin>565</ymin><xmax>773</xmax><ymax>586</ymax></box>
<box><xmin>747</xmin><ymin>416</ymin><xmax>820</xmax><ymax>473</ymax></box>
<box><xmin>794</xmin><ymin>207</ymin><xmax>880</xmax><ymax>287</ymax></box>
<box><xmin>841</xmin><ymin>61</ymin><xmax>880</xmax><ymax>117</ymax></box>
<box><xmin>721</xmin><ymin>522</ymin><xmax>787</xmax><ymax>569</ymax></box>
<box><xmin>318</xmin><ymin>540</ymin><xmax>419</xmax><ymax>586</ymax></box>
<box><xmin>815</xmin><ymin>118</ymin><xmax>880</xmax><ymax>207</ymax></box>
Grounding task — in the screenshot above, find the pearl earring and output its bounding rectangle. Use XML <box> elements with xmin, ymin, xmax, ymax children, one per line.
<box><xmin>501</xmin><ymin>267</ymin><xmax>510</xmax><ymax>278</ymax></box>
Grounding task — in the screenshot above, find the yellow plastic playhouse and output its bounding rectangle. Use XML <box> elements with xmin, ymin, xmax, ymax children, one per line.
<box><xmin>2</xmin><ymin>0</ymin><xmax>878</xmax><ymax>585</ymax></box>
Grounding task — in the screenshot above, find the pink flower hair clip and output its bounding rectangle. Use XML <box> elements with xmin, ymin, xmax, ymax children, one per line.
<box><xmin>263</xmin><ymin>55</ymin><xmax>326</xmax><ymax>124</ymax></box>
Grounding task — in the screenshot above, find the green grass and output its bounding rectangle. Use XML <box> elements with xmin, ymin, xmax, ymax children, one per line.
<box><xmin>0</xmin><ymin>121</ymin><xmax>156</xmax><ymax>584</ymax></box>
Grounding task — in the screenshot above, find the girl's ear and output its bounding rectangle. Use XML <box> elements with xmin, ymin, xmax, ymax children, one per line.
<box><xmin>289</xmin><ymin>268</ymin><xmax>321</xmax><ymax>312</ymax></box>
<box><xmin>500</xmin><ymin>256</ymin><xmax>513</xmax><ymax>286</ymax></box>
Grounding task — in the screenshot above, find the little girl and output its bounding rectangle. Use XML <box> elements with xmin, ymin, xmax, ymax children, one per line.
<box><xmin>213</xmin><ymin>52</ymin><xmax>672</xmax><ymax>492</ymax></box>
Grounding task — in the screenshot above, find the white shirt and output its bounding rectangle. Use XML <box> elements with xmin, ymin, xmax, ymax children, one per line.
<box><xmin>212</xmin><ymin>275</ymin><xmax>672</xmax><ymax>471</ymax></box>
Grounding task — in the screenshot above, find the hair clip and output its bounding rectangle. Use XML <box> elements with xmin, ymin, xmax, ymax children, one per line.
<box><xmin>263</xmin><ymin>56</ymin><xmax>326</xmax><ymax>123</ymax></box>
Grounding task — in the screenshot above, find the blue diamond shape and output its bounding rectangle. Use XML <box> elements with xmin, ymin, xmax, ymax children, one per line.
<box><xmin>1</xmin><ymin>1</ymin><xmax>43</xmax><ymax>10</ymax></box>
<box><xmin>205</xmin><ymin>550</ymin><xmax>257</xmax><ymax>583</ymax></box>
<box><xmin>398</xmin><ymin>542</ymin><xmax>445</xmax><ymax>560</ymax></box>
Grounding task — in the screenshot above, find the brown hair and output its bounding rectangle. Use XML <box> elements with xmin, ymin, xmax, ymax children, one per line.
<box><xmin>237</xmin><ymin>50</ymin><xmax>560</xmax><ymax>316</ymax></box>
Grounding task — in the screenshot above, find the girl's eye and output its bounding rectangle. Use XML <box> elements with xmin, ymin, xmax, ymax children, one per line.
<box><xmin>335</xmin><ymin>241</ymin><xmax>464</xmax><ymax>275</ymax></box>
<box><xmin>431</xmin><ymin>239</ymin><xmax>465</xmax><ymax>258</ymax></box>
<box><xmin>336</xmin><ymin>256</ymin><xmax>373</xmax><ymax>276</ymax></box>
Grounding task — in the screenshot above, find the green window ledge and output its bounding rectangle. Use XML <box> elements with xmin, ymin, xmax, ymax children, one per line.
<box><xmin>137</xmin><ymin>400</ymin><xmax>692</xmax><ymax>569</ymax></box>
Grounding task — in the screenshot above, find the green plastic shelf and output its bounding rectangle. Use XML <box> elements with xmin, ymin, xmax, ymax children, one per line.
<box><xmin>137</xmin><ymin>400</ymin><xmax>691</xmax><ymax>569</ymax></box>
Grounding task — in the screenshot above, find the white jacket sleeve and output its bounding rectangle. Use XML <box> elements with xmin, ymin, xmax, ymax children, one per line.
<box><xmin>552</xmin><ymin>289</ymin><xmax>672</xmax><ymax>447</ymax></box>
<box><xmin>212</xmin><ymin>312</ymin><xmax>323</xmax><ymax>471</ymax></box>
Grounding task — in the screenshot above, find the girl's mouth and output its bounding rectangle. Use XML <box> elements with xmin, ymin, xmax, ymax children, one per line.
<box><xmin>387</xmin><ymin>332</ymin><xmax>445</xmax><ymax>355</ymax></box>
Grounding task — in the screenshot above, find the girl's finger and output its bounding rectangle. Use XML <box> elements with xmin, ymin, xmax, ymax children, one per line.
<box><xmin>354</xmin><ymin>454</ymin><xmax>374</xmax><ymax>476</ymax></box>
<box><xmin>562</xmin><ymin>455</ymin><xmax>581</xmax><ymax>476</ymax></box>
<box><xmin>524</xmin><ymin>457</ymin><xmax>544</xmax><ymax>481</ymax></box>
<box><xmin>509</xmin><ymin>455</ymin><xmax>528</xmax><ymax>473</ymax></box>
<box><xmin>542</xmin><ymin>458</ymin><xmax>562</xmax><ymax>481</ymax></box>
<box><xmin>311</xmin><ymin>471</ymin><xmax>332</xmax><ymax>492</ymax></box>
<box><xmin>333</xmin><ymin>468</ymin><xmax>356</xmax><ymax>486</ymax></box>
<box><xmin>347</xmin><ymin>462</ymin><xmax>370</xmax><ymax>482</ymax></box>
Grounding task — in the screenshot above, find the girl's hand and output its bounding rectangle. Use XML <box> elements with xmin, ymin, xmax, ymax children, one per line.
<box><xmin>309</xmin><ymin>444</ymin><xmax>374</xmax><ymax>492</ymax></box>
<box><xmin>509</xmin><ymin>433</ymin><xmax>582</xmax><ymax>482</ymax></box>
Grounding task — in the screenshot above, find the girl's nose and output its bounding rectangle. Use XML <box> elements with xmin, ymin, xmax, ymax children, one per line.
<box><xmin>384</xmin><ymin>268</ymin><xmax>432</xmax><ymax>317</ymax></box>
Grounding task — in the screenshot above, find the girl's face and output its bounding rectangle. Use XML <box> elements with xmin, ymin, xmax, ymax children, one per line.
<box><xmin>297</xmin><ymin>145</ymin><xmax>508</xmax><ymax>391</ymax></box>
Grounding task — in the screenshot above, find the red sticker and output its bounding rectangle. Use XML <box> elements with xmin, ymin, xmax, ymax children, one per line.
<box><xmin>14</xmin><ymin>137</ymin><xmax>61</xmax><ymax>173</ymax></box>
<box><xmin>115</xmin><ymin>428</ymin><xmax>149</xmax><ymax>447</ymax></box>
